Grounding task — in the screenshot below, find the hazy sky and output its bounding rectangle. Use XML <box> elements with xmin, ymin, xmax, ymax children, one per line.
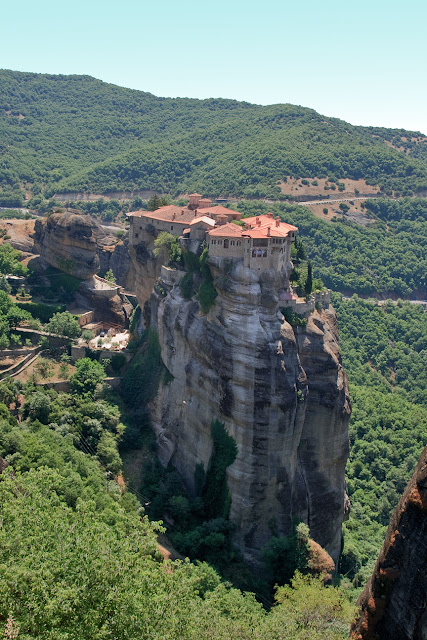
<box><xmin>3</xmin><ymin>0</ymin><xmax>427</xmax><ymax>134</ymax></box>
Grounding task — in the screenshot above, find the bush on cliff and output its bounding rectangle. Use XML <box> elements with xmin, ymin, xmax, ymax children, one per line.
<box><xmin>202</xmin><ymin>420</ymin><xmax>238</xmax><ymax>520</ymax></box>
<box><xmin>120</xmin><ymin>329</ymin><xmax>164</xmax><ymax>408</ymax></box>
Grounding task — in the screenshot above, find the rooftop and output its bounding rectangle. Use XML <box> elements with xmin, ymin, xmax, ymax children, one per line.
<box><xmin>198</xmin><ymin>205</ymin><xmax>242</xmax><ymax>218</ymax></box>
<box><xmin>128</xmin><ymin>206</ymin><xmax>198</xmax><ymax>224</ymax></box>
<box><xmin>189</xmin><ymin>216</ymin><xmax>216</xmax><ymax>227</ymax></box>
<box><xmin>207</xmin><ymin>214</ymin><xmax>298</xmax><ymax>239</ymax></box>
<box><xmin>208</xmin><ymin>222</ymin><xmax>244</xmax><ymax>237</ymax></box>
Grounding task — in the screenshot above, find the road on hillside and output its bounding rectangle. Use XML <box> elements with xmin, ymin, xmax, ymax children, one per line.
<box><xmin>297</xmin><ymin>196</ymin><xmax>379</xmax><ymax>206</ymax></box>
<box><xmin>342</xmin><ymin>296</ymin><xmax>427</xmax><ymax>306</ymax></box>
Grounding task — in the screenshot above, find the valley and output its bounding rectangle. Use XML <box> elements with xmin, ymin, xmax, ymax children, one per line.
<box><xmin>0</xmin><ymin>69</ymin><xmax>426</xmax><ymax>639</ymax></box>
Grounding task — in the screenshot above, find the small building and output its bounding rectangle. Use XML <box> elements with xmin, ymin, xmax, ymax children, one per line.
<box><xmin>69</xmin><ymin>307</ymin><xmax>94</xmax><ymax>327</ymax></box>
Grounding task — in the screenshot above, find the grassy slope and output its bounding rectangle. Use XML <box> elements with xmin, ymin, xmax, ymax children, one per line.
<box><xmin>1</xmin><ymin>69</ymin><xmax>427</xmax><ymax>199</ymax></box>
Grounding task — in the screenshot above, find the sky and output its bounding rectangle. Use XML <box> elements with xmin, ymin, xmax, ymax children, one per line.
<box><xmin>2</xmin><ymin>0</ymin><xmax>427</xmax><ymax>134</ymax></box>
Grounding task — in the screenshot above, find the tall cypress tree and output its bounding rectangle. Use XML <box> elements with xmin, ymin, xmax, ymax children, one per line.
<box><xmin>305</xmin><ymin>261</ymin><xmax>313</xmax><ymax>297</ymax></box>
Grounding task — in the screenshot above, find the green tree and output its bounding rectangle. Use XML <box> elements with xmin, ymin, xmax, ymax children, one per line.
<box><xmin>263</xmin><ymin>522</ymin><xmax>311</xmax><ymax>587</ymax></box>
<box><xmin>147</xmin><ymin>194</ymin><xmax>161</xmax><ymax>211</ymax></box>
<box><xmin>104</xmin><ymin>269</ymin><xmax>116</xmax><ymax>284</ymax></box>
<box><xmin>81</xmin><ymin>329</ymin><xmax>94</xmax><ymax>344</ymax></box>
<box><xmin>46</xmin><ymin>311</ymin><xmax>80</xmax><ymax>338</ymax></box>
<box><xmin>0</xmin><ymin>244</ymin><xmax>28</xmax><ymax>276</ymax></box>
<box><xmin>70</xmin><ymin>358</ymin><xmax>106</xmax><ymax>395</ymax></box>
<box><xmin>23</xmin><ymin>390</ymin><xmax>51</xmax><ymax>423</ymax></box>
<box><xmin>305</xmin><ymin>261</ymin><xmax>313</xmax><ymax>297</ymax></box>
<box><xmin>0</xmin><ymin>275</ymin><xmax>12</xmax><ymax>293</ymax></box>
<box><xmin>59</xmin><ymin>362</ymin><xmax>69</xmax><ymax>380</ymax></box>
<box><xmin>153</xmin><ymin>231</ymin><xmax>182</xmax><ymax>265</ymax></box>
<box><xmin>35</xmin><ymin>357</ymin><xmax>54</xmax><ymax>379</ymax></box>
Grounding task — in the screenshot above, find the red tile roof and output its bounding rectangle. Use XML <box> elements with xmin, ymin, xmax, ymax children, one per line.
<box><xmin>198</xmin><ymin>205</ymin><xmax>242</xmax><ymax>218</ymax></box>
<box><xmin>243</xmin><ymin>214</ymin><xmax>298</xmax><ymax>235</ymax></box>
<box><xmin>208</xmin><ymin>223</ymin><xmax>244</xmax><ymax>237</ymax></box>
<box><xmin>128</xmin><ymin>206</ymin><xmax>197</xmax><ymax>224</ymax></box>
<box><xmin>207</xmin><ymin>215</ymin><xmax>298</xmax><ymax>240</ymax></box>
<box><xmin>189</xmin><ymin>216</ymin><xmax>216</xmax><ymax>226</ymax></box>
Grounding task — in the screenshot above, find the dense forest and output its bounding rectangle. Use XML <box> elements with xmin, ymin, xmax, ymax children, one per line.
<box><xmin>331</xmin><ymin>295</ymin><xmax>427</xmax><ymax>589</ymax></box>
<box><xmin>1</xmin><ymin>69</ymin><xmax>427</xmax><ymax>203</ymax></box>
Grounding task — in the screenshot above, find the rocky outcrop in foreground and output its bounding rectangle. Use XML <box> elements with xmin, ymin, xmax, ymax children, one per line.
<box><xmin>149</xmin><ymin>258</ymin><xmax>350</xmax><ymax>565</ymax></box>
<box><xmin>350</xmin><ymin>445</ymin><xmax>427</xmax><ymax>640</ymax></box>
<box><xmin>34</xmin><ymin>210</ymin><xmax>105</xmax><ymax>279</ymax></box>
<box><xmin>34</xmin><ymin>209</ymin><xmax>134</xmax><ymax>286</ymax></box>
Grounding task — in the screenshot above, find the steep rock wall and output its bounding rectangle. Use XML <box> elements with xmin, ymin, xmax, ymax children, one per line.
<box><xmin>34</xmin><ymin>210</ymin><xmax>105</xmax><ymax>279</ymax></box>
<box><xmin>350</xmin><ymin>445</ymin><xmax>427</xmax><ymax>640</ymax></box>
<box><xmin>34</xmin><ymin>209</ymin><xmax>135</xmax><ymax>288</ymax></box>
<box><xmin>149</xmin><ymin>258</ymin><xmax>350</xmax><ymax>564</ymax></box>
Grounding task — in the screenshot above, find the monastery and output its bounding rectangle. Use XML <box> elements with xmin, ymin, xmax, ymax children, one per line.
<box><xmin>128</xmin><ymin>194</ymin><xmax>298</xmax><ymax>274</ymax></box>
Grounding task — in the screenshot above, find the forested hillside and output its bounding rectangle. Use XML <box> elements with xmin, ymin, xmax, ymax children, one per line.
<box><xmin>332</xmin><ymin>295</ymin><xmax>427</xmax><ymax>589</ymax></box>
<box><xmin>1</xmin><ymin>69</ymin><xmax>427</xmax><ymax>203</ymax></box>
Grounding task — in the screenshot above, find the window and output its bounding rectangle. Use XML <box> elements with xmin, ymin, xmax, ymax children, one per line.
<box><xmin>263</xmin><ymin>250</ymin><xmax>267</xmax><ymax>257</ymax></box>
<box><xmin>252</xmin><ymin>239</ymin><xmax>268</xmax><ymax>247</ymax></box>
<box><xmin>224</xmin><ymin>239</ymin><xmax>229</xmax><ymax>248</ymax></box>
<box><xmin>135</xmin><ymin>233</ymin><xmax>139</xmax><ymax>238</ymax></box>
<box><xmin>171</xmin><ymin>226</ymin><xmax>174</xmax><ymax>230</ymax></box>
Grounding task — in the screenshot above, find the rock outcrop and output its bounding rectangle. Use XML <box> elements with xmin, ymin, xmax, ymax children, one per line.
<box><xmin>34</xmin><ymin>210</ymin><xmax>105</xmax><ymax>279</ymax></box>
<box><xmin>350</xmin><ymin>445</ymin><xmax>427</xmax><ymax>640</ymax></box>
<box><xmin>148</xmin><ymin>257</ymin><xmax>350</xmax><ymax>565</ymax></box>
<box><xmin>99</xmin><ymin>235</ymin><xmax>135</xmax><ymax>292</ymax></box>
<box><xmin>34</xmin><ymin>209</ymin><xmax>135</xmax><ymax>287</ymax></box>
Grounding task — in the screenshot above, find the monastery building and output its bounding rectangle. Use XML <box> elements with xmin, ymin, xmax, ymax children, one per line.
<box><xmin>128</xmin><ymin>194</ymin><xmax>297</xmax><ymax>273</ymax></box>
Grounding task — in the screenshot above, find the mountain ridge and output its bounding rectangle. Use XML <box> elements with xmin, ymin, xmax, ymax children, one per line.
<box><xmin>1</xmin><ymin>69</ymin><xmax>427</xmax><ymax>202</ymax></box>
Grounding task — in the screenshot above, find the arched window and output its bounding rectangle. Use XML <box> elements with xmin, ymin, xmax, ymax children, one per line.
<box><xmin>252</xmin><ymin>249</ymin><xmax>256</xmax><ymax>257</ymax></box>
<box><xmin>224</xmin><ymin>239</ymin><xmax>229</xmax><ymax>249</ymax></box>
<box><xmin>263</xmin><ymin>250</ymin><xmax>267</xmax><ymax>257</ymax></box>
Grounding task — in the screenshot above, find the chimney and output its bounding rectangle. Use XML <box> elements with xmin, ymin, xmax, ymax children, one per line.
<box><xmin>276</xmin><ymin>217</ymin><xmax>280</xmax><ymax>227</ymax></box>
<box><xmin>244</xmin><ymin>222</ymin><xmax>250</xmax><ymax>231</ymax></box>
<box><xmin>172</xmin><ymin>212</ymin><xmax>176</xmax><ymax>220</ymax></box>
<box><xmin>256</xmin><ymin>217</ymin><xmax>261</xmax><ymax>226</ymax></box>
<box><xmin>181</xmin><ymin>209</ymin><xmax>185</xmax><ymax>215</ymax></box>
<box><xmin>267</xmin><ymin>226</ymin><xmax>271</xmax><ymax>237</ymax></box>
<box><xmin>268</xmin><ymin>212</ymin><xmax>273</xmax><ymax>219</ymax></box>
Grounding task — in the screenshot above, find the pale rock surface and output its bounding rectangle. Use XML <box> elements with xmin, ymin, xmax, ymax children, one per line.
<box><xmin>149</xmin><ymin>257</ymin><xmax>350</xmax><ymax>565</ymax></box>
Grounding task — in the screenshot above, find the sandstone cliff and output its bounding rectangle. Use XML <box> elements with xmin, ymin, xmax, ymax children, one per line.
<box><xmin>34</xmin><ymin>209</ymin><xmax>135</xmax><ymax>287</ymax></box>
<box><xmin>350</xmin><ymin>445</ymin><xmax>427</xmax><ymax>640</ymax></box>
<box><xmin>34</xmin><ymin>210</ymin><xmax>105</xmax><ymax>279</ymax></box>
<box><xmin>148</xmin><ymin>257</ymin><xmax>350</xmax><ymax>565</ymax></box>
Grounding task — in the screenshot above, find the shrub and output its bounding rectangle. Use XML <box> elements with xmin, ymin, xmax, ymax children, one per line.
<box><xmin>111</xmin><ymin>353</ymin><xmax>126</xmax><ymax>372</ymax></box>
<box><xmin>202</xmin><ymin>421</ymin><xmax>237</xmax><ymax>519</ymax></box>
<box><xmin>196</xmin><ymin>280</ymin><xmax>217</xmax><ymax>313</ymax></box>
<box><xmin>180</xmin><ymin>272</ymin><xmax>194</xmax><ymax>299</ymax></box>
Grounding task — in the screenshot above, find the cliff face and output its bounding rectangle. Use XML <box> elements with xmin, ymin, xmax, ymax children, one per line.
<box><xmin>350</xmin><ymin>445</ymin><xmax>427</xmax><ymax>640</ymax></box>
<box><xmin>149</xmin><ymin>257</ymin><xmax>350</xmax><ymax>564</ymax></box>
<box><xmin>34</xmin><ymin>210</ymin><xmax>104</xmax><ymax>279</ymax></box>
<box><xmin>34</xmin><ymin>209</ymin><xmax>135</xmax><ymax>287</ymax></box>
